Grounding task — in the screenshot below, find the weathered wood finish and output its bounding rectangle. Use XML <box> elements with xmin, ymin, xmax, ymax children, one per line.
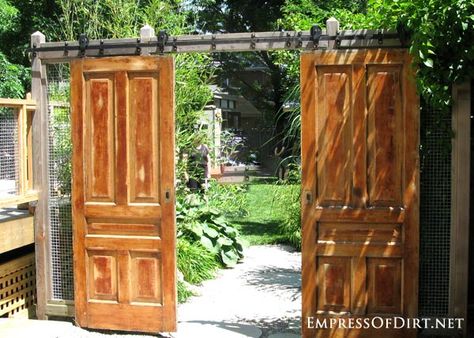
<box><xmin>71</xmin><ymin>56</ymin><xmax>176</xmax><ymax>333</ymax></box>
<box><xmin>31</xmin><ymin>31</ymin><xmax>50</xmax><ymax>321</ymax></box>
<box><xmin>0</xmin><ymin>214</ymin><xmax>34</xmax><ymax>253</ymax></box>
<box><xmin>301</xmin><ymin>49</ymin><xmax>419</xmax><ymax>337</ymax></box>
<box><xmin>449</xmin><ymin>82</ymin><xmax>471</xmax><ymax>337</ymax></box>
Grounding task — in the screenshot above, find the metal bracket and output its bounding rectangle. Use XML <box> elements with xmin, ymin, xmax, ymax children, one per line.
<box><xmin>78</xmin><ymin>33</ymin><xmax>89</xmax><ymax>57</ymax></box>
<box><xmin>135</xmin><ymin>38</ymin><xmax>141</xmax><ymax>55</ymax></box>
<box><xmin>285</xmin><ymin>32</ymin><xmax>292</xmax><ymax>48</ymax></box>
<box><xmin>310</xmin><ymin>25</ymin><xmax>322</xmax><ymax>48</ymax></box>
<box><xmin>250</xmin><ymin>33</ymin><xmax>256</xmax><ymax>49</ymax></box>
<box><xmin>157</xmin><ymin>30</ymin><xmax>168</xmax><ymax>54</ymax></box>
<box><xmin>297</xmin><ymin>31</ymin><xmax>303</xmax><ymax>48</ymax></box>
<box><xmin>375</xmin><ymin>30</ymin><xmax>383</xmax><ymax>45</ymax></box>
<box><xmin>99</xmin><ymin>39</ymin><xmax>104</xmax><ymax>55</ymax></box>
<box><xmin>172</xmin><ymin>37</ymin><xmax>178</xmax><ymax>52</ymax></box>
<box><xmin>335</xmin><ymin>33</ymin><xmax>342</xmax><ymax>48</ymax></box>
<box><xmin>211</xmin><ymin>35</ymin><xmax>216</xmax><ymax>50</ymax></box>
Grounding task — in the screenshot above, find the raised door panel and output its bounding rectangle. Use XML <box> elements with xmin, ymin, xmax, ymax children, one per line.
<box><xmin>317</xmin><ymin>257</ymin><xmax>351</xmax><ymax>312</ymax></box>
<box><xmin>87</xmin><ymin>250</ymin><xmax>118</xmax><ymax>302</ymax></box>
<box><xmin>367</xmin><ymin>258</ymin><xmax>402</xmax><ymax>314</ymax></box>
<box><xmin>130</xmin><ymin>251</ymin><xmax>163</xmax><ymax>304</ymax></box>
<box><xmin>84</xmin><ymin>74</ymin><xmax>115</xmax><ymax>203</ymax></box>
<box><xmin>315</xmin><ymin>66</ymin><xmax>352</xmax><ymax>207</ymax></box>
<box><xmin>128</xmin><ymin>72</ymin><xmax>160</xmax><ymax>204</ymax></box>
<box><xmin>367</xmin><ymin>65</ymin><xmax>403</xmax><ymax>207</ymax></box>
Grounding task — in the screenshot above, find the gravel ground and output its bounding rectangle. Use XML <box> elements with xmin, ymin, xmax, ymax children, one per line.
<box><xmin>0</xmin><ymin>245</ymin><xmax>301</xmax><ymax>338</ymax></box>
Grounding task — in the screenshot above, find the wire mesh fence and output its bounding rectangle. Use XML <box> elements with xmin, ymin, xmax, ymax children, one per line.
<box><xmin>418</xmin><ymin>103</ymin><xmax>452</xmax><ymax>317</ymax></box>
<box><xmin>46</xmin><ymin>64</ymin><xmax>74</xmax><ymax>301</ymax></box>
<box><xmin>0</xmin><ymin>107</ymin><xmax>19</xmax><ymax>198</ymax></box>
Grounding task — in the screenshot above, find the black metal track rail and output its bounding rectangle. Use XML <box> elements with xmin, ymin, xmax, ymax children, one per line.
<box><xmin>30</xmin><ymin>27</ymin><xmax>408</xmax><ymax>62</ymax></box>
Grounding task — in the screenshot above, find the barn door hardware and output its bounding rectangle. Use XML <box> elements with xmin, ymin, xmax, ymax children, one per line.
<box><xmin>157</xmin><ymin>30</ymin><xmax>169</xmax><ymax>54</ymax></box>
<box><xmin>28</xmin><ymin>27</ymin><xmax>408</xmax><ymax>60</ymax></box>
<box><xmin>135</xmin><ymin>38</ymin><xmax>142</xmax><ymax>55</ymax></box>
<box><xmin>78</xmin><ymin>34</ymin><xmax>89</xmax><ymax>57</ymax></box>
<box><xmin>310</xmin><ymin>25</ymin><xmax>322</xmax><ymax>48</ymax></box>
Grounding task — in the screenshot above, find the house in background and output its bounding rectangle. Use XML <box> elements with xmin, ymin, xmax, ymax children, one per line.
<box><xmin>200</xmin><ymin>85</ymin><xmax>275</xmax><ymax>174</ymax></box>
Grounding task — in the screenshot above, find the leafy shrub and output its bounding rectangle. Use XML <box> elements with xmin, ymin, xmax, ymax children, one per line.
<box><xmin>273</xmin><ymin>164</ymin><xmax>302</xmax><ymax>250</ymax></box>
<box><xmin>177</xmin><ymin>238</ymin><xmax>219</xmax><ymax>284</ymax></box>
<box><xmin>177</xmin><ymin>193</ymin><xmax>245</xmax><ymax>267</ymax></box>
<box><xmin>206</xmin><ymin>181</ymin><xmax>248</xmax><ymax>218</ymax></box>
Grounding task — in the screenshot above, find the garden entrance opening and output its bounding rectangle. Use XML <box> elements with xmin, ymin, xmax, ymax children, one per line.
<box><xmin>30</xmin><ymin>21</ymin><xmax>419</xmax><ymax>337</ymax></box>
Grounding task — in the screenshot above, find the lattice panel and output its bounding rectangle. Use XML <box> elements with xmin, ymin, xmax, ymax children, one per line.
<box><xmin>0</xmin><ymin>253</ymin><xmax>36</xmax><ymax>317</ymax></box>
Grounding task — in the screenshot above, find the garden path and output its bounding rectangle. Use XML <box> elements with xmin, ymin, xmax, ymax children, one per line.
<box><xmin>174</xmin><ymin>244</ymin><xmax>301</xmax><ymax>338</ymax></box>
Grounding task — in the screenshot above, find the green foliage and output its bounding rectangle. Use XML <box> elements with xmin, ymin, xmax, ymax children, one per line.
<box><xmin>370</xmin><ymin>0</ymin><xmax>474</xmax><ymax>110</ymax></box>
<box><xmin>177</xmin><ymin>280</ymin><xmax>195</xmax><ymax>303</ymax></box>
<box><xmin>50</xmin><ymin>104</ymin><xmax>72</xmax><ymax>195</ymax></box>
<box><xmin>177</xmin><ymin>193</ymin><xmax>245</xmax><ymax>267</ymax></box>
<box><xmin>177</xmin><ymin>238</ymin><xmax>219</xmax><ymax>284</ymax></box>
<box><xmin>0</xmin><ymin>52</ymin><xmax>27</xmax><ymax>98</ymax></box>
<box><xmin>278</xmin><ymin>0</ymin><xmax>474</xmax><ymax>113</ymax></box>
<box><xmin>272</xmin><ymin>165</ymin><xmax>302</xmax><ymax>250</ymax></box>
<box><xmin>206</xmin><ymin>181</ymin><xmax>248</xmax><ymax>217</ymax></box>
<box><xmin>191</xmin><ymin>0</ymin><xmax>285</xmax><ymax>33</ymax></box>
<box><xmin>229</xmin><ymin>182</ymin><xmax>297</xmax><ymax>246</ymax></box>
<box><xmin>0</xmin><ymin>0</ymin><xmax>59</xmax><ymax>66</ymax></box>
<box><xmin>0</xmin><ymin>0</ymin><xmax>18</xmax><ymax>35</ymax></box>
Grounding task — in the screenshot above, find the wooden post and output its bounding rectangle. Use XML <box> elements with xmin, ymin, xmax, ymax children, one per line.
<box><xmin>140</xmin><ymin>24</ymin><xmax>155</xmax><ymax>56</ymax></box>
<box><xmin>449</xmin><ymin>81</ymin><xmax>471</xmax><ymax>336</ymax></box>
<box><xmin>31</xmin><ymin>31</ymin><xmax>50</xmax><ymax>320</ymax></box>
<box><xmin>326</xmin><ymin>17</ymin><xmax>339</xmax><ymax>50</ymax></box>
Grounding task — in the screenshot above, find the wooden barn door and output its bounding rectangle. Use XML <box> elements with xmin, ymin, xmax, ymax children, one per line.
<box><xmin>301</xmin><ymin>49</ymin><xmax>419</xmax><ymax>337</ymax></box>
<box><xmin>71</xmin><ymin>56</ymin><xmax>176</xmax><ymax>333</ymax></box>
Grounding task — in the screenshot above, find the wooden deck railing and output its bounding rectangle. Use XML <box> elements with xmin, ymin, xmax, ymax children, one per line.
<box><xmin>0</xmin><ymin>94</ymin><xmax>38</xmax><ymax>208</ymax></box>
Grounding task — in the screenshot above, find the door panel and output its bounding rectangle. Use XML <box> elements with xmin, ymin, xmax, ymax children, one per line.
<box><xmin>316</xmin><ymin>66</ymin><xmax>352</xmax><ymax>207</ymax></box>
<box><xmin>72</xmin><ymin>56</ymin><xmax>176</xmax><ymax>333</ymax></box>
<box><xmin>301</xmin><ymin>50</ymin><xmax>419</xmax><ymax>337</ymax></box>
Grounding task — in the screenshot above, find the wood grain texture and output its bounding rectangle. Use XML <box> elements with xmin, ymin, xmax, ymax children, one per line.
<box><xmin>72</xmin><ymin>56</ymin><xmax>176</xmax><ymax>333</ymax></box>
<box><xmin>367</xmin><ymin>65</ymin><xmax>403</xmax><ymax>207</ymax></box>
<box><xmin>300</xmin><ymin>49</ymin><xmax>419</xmax><ymax>338</ymax></box>
<box><xmin>315</xmin><ymin>66</ymin><xmax>352</xmax><ymax>206</ymax></box>
<box><xmin>0</xmin><ymin>215</ymin><xmax>34</xmax><ymax>253</ymax></box>
<box><xmin>31</xmin><ymin>31</ymin><xmax>50</xmax><ymax>321</ymax></box>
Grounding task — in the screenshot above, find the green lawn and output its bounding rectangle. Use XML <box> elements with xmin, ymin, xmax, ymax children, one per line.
<box><xmin>229</xmin><ymin>183</ymin><xmax>298</xmax><ymax>246</ymax></box>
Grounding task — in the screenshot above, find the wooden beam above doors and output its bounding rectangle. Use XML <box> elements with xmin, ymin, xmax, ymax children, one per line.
<box><xmin>30</xmin><ymin>18</ymin><xmax>406</xmax><ymax>63</ymax></box>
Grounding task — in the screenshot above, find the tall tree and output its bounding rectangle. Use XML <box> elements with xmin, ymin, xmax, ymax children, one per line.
<box><xmin>191</xmin><ymin>0</ymin><xmax>291</xmax><ymax>146</ymax></box>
